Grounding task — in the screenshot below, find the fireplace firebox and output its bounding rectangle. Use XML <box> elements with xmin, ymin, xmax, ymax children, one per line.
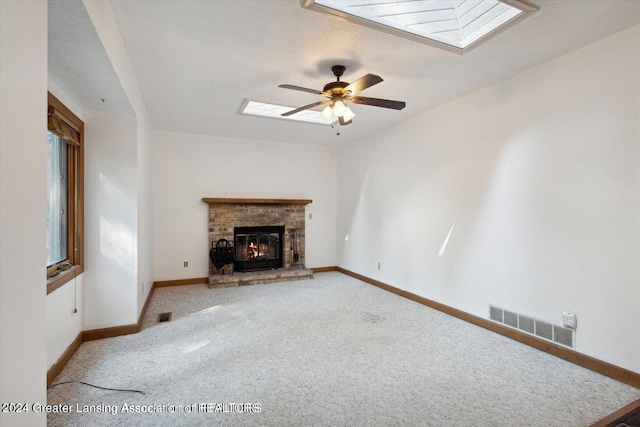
<box><xmin>234</xmin><ymin>226</ymin><xmax>284</xmax><ymax>272</ymax></box>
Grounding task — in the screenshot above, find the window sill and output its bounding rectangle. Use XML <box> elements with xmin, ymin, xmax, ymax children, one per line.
<box><xmin>47</xmin><ymin>265</ymin><xmax>83</xmax><ymax>295</ymax></box>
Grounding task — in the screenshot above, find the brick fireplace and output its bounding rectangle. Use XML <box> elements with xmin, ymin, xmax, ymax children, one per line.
<box><xmin>203</xmin><ymin>198</ymin><xmax>314</xmax><ymax>287</ymax></box>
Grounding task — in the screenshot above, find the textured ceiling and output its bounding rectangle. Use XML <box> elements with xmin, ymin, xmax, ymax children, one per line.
<box><xmin>48</xmin><ymin>0</ymin><xmax>132</xmax><ymax>115</ymax></box>
<box><xmin>51</xmin><ymin>1</ymin><xmax>640</xmax><ymax>147</ymax></box>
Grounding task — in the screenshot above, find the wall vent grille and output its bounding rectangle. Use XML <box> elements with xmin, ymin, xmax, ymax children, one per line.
<box><xmin>489</xmin><ymin>306</ymin><xmax>503</xmax><ymax>322</ymax></box>
<box><xmin>535</xmin><ymin>320</ymin><xmax>553</xmax><ymax>340</ymax></box>
<box><xmin>504</xmin><ymin>310</ymin><xmax>518</xmax><ymax>328</ymax></box>
<box><xmin>488</xmin><ymin>305</ymin><xmax>575</xmax><ymax>349</ymax></box>
<box><xmin>518</xmin><ymin>315</ymin><xmax>535</xmax><ymax>334</ymax></box>
<box><xmin>553</xmin><ymin>325</ymin><xmax>573</xmax><ymax>347</ymax></box>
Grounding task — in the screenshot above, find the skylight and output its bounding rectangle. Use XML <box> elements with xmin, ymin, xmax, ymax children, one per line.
<box><xmin>239</xmin><ymin>100</ymin><xmax>337</xmax><ymax>126</ymax></box>
<box><xmin>303</xmin><ymin>0</ymin><xmax>538</xmax><ymax>54</ymax></box>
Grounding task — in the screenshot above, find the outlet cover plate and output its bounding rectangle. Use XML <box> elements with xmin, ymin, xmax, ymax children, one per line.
<box><xmin>562</xmin><ymin>311</ymin><xmax>577</xmax><ymax>329</ymax></box>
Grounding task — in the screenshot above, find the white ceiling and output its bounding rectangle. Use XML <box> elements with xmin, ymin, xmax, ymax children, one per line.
<box><xmin>49</xmin><ymin>1</ymin><xmax>640</xmax><ymax>147</ymax></box>
<box><xmin>48</xmin><ymin>0</ymin><xmax>133</xmax><ymax>115</ymax></box>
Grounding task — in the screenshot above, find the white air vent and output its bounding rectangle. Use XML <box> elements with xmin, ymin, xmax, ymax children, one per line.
<box><xmin>503</xmin><ymin>310</ymin><xmax>518</xmax><ymax>328</ymax></box>
<box><xmin>553</xmin><ymin>325</ymin><xmax>573</xmax><ymax>347</ymax></box>
<box><xmin>535</xmin><ymin>320</ymin><xmax>553</xmax><ymax>340</ymax></box>
<box><xmin>488</xmin><ymin>305</ymin><xmax>575</xmax><ymax>349</ymax></box>
<box><xmin>489</xmin><ymin>305</ymin><xmax>503</xmax><ymax>322</ymax></box>
<box><xmin>518</xmin><ymin>315</ymin><xmax>534</xmax><ymax>334</ymax></box>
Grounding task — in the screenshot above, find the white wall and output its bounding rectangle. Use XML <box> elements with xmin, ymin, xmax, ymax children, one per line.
<box><xmin>83</xmin><ymin>0</ymin><xmax>155</xmax><ymax>318</ymax></box>
<box><xmin>83</xmin><ymin>111</ymin><xmax>139</xmax><ymax>328</ymax></box>
<box><xmin>0</xmin><ymin>1</ymin><xmax>48</xmax><ymax>425</ymax></box>
<box><xmin>48</xmin><ymin>78</ymin><xmax>84</xmax><ymax>121</ymax></box>
<box><xmin>153</xmin><ymin>131</ymin><xmax>337</xmax><ymax>281</ymax></box>
<box><xmin>47</xmin><ymin>0</ymin><xmax>156</xmax><ymax>342</ymax></box>
<box><xmin>337</xmin><ymin>25</ymin><xmax>640</xmax><ymax>373</ymax></box>
<box><xmin>46</xmin><ymin>275</ymin><xmax>84</xmax><ymax>368</ymax></box>
<box><xmin>46</xmin><ymin>79</ymin><xmax>85</xmax><ymax>369</ymax></box>
<box><xmin>136</xmin><ymin>112</ymin><xmax>154</xmax><ymax>315</ymax></box>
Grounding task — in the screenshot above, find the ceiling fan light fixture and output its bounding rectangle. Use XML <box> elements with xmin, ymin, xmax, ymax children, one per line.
<box><xmin>333</xmin><ymin>99</ymin><xmax>347</xmax><ymax>117</ymax></box>
<box><xmin>342</xmin><ymin>106</ymin><xmax>356</xmax><ymax>122</ymax></box>
<box><xmin>321</xmin><ymin>105</ymin><xmax>333</xmax><ymax>121</ymax></box>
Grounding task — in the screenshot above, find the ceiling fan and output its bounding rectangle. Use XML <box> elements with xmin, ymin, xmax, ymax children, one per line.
<box><xmin>279</xmin><ymin>65</ymin><xmax>406</xmax><ymax>126</ymax></box>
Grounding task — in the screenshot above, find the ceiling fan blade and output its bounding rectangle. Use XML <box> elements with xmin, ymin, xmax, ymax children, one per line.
<box><xmin>339</xmin><ymin>116</ymin><xmax>352</xmax><ymax>126</ymax></box>
<box><xmin>278</xmin><ymin>84</ymin><xmax>323</xmax><ymax>95</ymax></box>
<box><xmin>281</xmin><ymin>100</ymin><xmax>328</xmax><ymax>117</ymax></box>
<box><xmin>343</xmin><ymin>74</ymin><xmax>383</xmax><ymax>96</ymax></box>
<box><xmin>351</xmin><ymin>96</ymin><xmax>406</xmax><ymax>110</ymax></box>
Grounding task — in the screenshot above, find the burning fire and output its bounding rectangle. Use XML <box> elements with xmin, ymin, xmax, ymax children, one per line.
<box><xmin>246</xmin><ymin>241</ymin><xmax>268</xmax><ymax>259</ymax></box>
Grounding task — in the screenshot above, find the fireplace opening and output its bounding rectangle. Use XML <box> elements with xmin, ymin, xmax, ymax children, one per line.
<box><xmin>234</xmin><ymin>226</ymin><xmax>284</xmax><ymax>272</ymax></box>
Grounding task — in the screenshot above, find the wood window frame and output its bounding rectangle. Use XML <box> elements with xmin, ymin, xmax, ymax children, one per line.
<box><xmin>47</xmin><ymin>92</ymin><xmax>84</xmax><ymax>294</ymax></box>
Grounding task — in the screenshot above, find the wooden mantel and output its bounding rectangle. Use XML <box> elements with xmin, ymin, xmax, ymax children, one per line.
<box><xmin>202</xmin><ymin>198</ymin><xmax>312</xmax><ymax>205</ymax></box>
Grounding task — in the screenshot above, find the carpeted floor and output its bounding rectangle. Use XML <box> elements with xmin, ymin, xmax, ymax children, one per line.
<box><xmin>47</xmin><ymin>272</ymin><xmax>639</xmax><ymax>426</ymax></box>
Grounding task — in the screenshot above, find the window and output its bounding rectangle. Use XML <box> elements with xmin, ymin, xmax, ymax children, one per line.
<box><xmin>47</xmin><ymin>92</ymin><xmax>84</xmax><ymax>293</ymax></box>
<box><xmin>239</xmin><ymin>99</ymin><xmax>338</xmax><ymax>126</ymax></box>
<box><xmin>303</xmin><ymin>0</ymin><xmax>538</xmax><ymax>54</ymax></box>
<box><xmin>47</xmin><ymin>132</ymin><xmax>68</xmax><ymax>266</ymax></box>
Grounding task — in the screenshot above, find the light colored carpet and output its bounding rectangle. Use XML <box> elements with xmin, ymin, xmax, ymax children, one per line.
<box><xmin>47</xmin><ymin>272</ymin><xmax>639</xmax><ymax>426</ymax></box>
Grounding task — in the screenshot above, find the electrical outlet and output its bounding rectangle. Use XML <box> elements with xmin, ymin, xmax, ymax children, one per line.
<box><xmin>308</xmin><ymin>213</ymin><xmax>312</xmax><ymax>219</ymax></box>
<box><xmin>562</xmin><ymin>311</ymin><xmax>577</xmax><ymax>329</ymax></box>
<box><xmin>184</xmin><ymin>261</ymin><xmax>188</xmax><ymax>267</ymax></box>
<box><xmin>142</xmin><ymin>282</ymin><xmax>145</xmax><ymax>293</ymax></box>
<box><xmin>377</xmin><ymin>262</ymin><xmax>381</xmax><ymax>270</ymax></box>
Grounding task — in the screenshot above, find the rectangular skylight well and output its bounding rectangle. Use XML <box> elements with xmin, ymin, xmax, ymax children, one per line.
<box><xmin>303</xmin><ymin>0</ymin><xmax>538</xmax><ymax>54</ymax></box>
<box><xmin>239</xmin><ymin>100</ymin><xmax>337</xmax><ymax>126</ymax></box>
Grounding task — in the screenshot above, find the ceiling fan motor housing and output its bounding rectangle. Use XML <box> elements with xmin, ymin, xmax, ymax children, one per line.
<box><xmin>323</xmin><ymin>81</ymin><xmax>349</xmax><ymax>95</ymax></box>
